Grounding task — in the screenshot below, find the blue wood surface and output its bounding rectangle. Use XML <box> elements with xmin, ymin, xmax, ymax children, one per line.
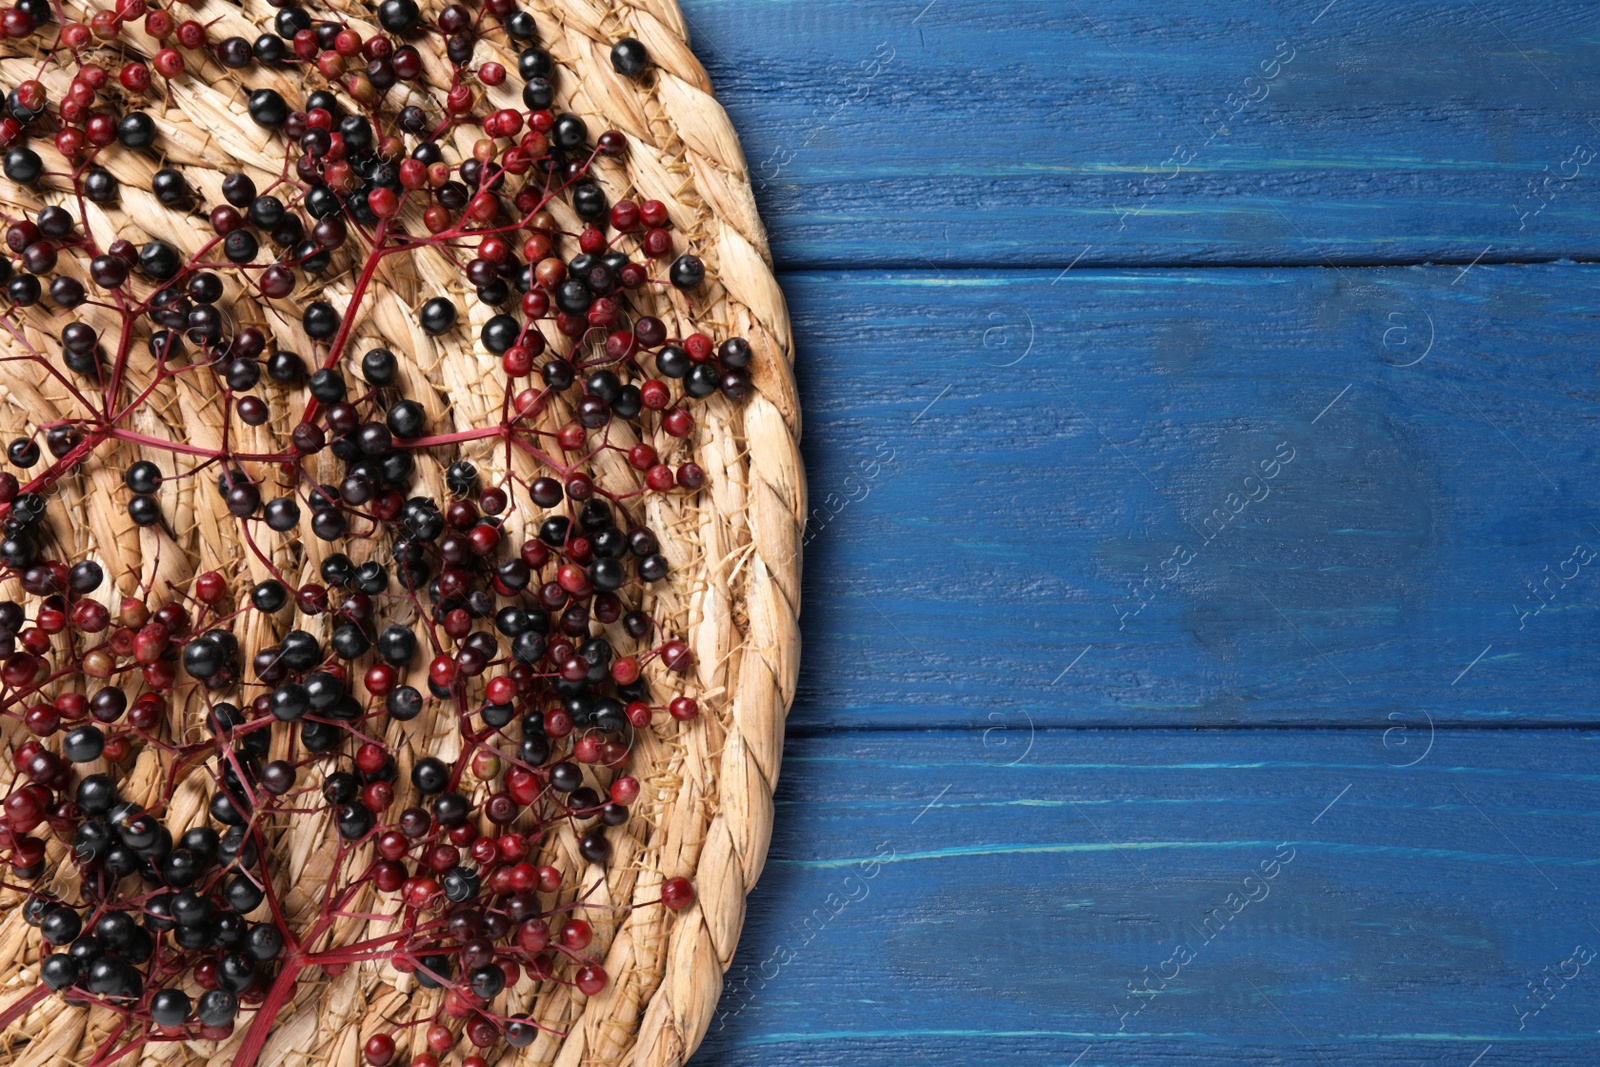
<box><xmin>671</xmin><ymin>0</ymin><xmax>1600</xmax><ymax>1063</ymax></box>
<box><xmin>787</xmin><ymin>265</ymin><xmax>1600</xmax><ymax>729</ymax></box>
<box><xmin>684</xmin><ymin>0</ymin><xmax>1600</xmax><ymax>269</ymax></box>
<box><xmin>700</xmin><ymin>730</ymin><xmax>1600</xmax><ymax>1066</ymax></box>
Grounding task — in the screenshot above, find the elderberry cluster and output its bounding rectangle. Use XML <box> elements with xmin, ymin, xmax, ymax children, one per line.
<box><xmin>0</xmin><ymin>0</ymin><xmax>733</xmax><ymax>1061</ymax></box>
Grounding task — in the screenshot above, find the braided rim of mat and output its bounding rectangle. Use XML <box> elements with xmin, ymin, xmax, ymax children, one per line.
<box><xmin>0</xmin><ymin>0</ymin><xmax>801</xmax><ymax>1063</ymax></box>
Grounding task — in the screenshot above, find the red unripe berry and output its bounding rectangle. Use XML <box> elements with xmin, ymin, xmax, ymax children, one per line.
<box><xmin>640</xmin><ymin>379</ymin><xmax>670</xmax><ymax>410</ymax></box>
<box><xmin>153</xmin><ymin>47</ymin><xmax>183</xmax><ymax>78</ymax></box>
<box><xmin>61</xmin><ymin>21</ymin><xmax>88</xmax><ymax>46</ymax></box>
<box><xmin>610</xmin><ymin>776</ymin><xmax>640</xmax><ymax>805</ymax></box>
<box><xmin>579</xmin><ymin>226</ymin><xmax>606</xmax><ymax>255</ymax></box>
<box><xmin>560</xmin><ymin>919</ymin><xmax>593</xmax><ymax>951</ymax></box>
<box><xmin>605</xmin><ymin>329</ymin><xmax>638</xmax><ymax>361</ymax></box>
<box><xmin>71</xmin><ymin>600</ymin><xmax>109</xmax><ymax>633</ymax></box>
<box><xmin>365</xmin><ymin>781</ymin><xmax>394</xmax><ymax>812</ymax></box>
<box><xmin>194</xmin><ymin>571</ymin><xmax>226</xmax><ymax>604</ymax></box>
<box><xmin>478</xmin><ymin>61</ymin><xmax>505</xmax><ymax>86</ymax></box>
<box><xmin>626</xmin><ymin>701</ymin><xmax>652</xmax><ymax>728</ymax></box>
<box><xmin>661</xmin><ymin>642</ymin><xmax>694</xmax><ymax>673</ymax></box>
<box><xmin>575</xmin><ymin>965</ymin><xmax>608</xmax><ymax>996</ymax></box>
<box><xmin>610</xmin><ymin>199</ymin><xmax>641</xmax><ymax>231</ymax></box>
<box><xmin>629</xmin><ymin>443</ymin><xmax>659</xmax><ymax>470</ymax></box>
<box><xmin>375</xmin><ymin>857</ymin><xmax>405</xmax><ymax>890</ymax></box>
<box><xmin>119</xmin><ymin>62</ymin><xmax>151</xmax><ymax>92</ymax></box>
<box><xmin>365</xmin><ymin>1036</ymin><xmax>396</xmax><ymax>1067</ymax></box>
<box><xmin>426</xmin><ymin>1025</ymin><xmax>454</xmax><ymax>1053</ymax></box>
<box><xmin>646</xmin><ymin>465</ymin><xmax>676</xmax><ymax>492</ymax></box>
<box><xmin>502</xmin><ymin>345</ymin><xmax>532</xmax><ymax>377</ymax></box>
<box><xmin>556</xmin><ymin>423</ymin><xmax>586</xmax><ymax>451</ymax></box>
<box><xmin>103</xmin><ymin>736</ymin><xmax>131</xmax><ymax>762</ymax></box>
<box><xmin>669</xmin><ymin>696</ymin><xmax>699</xmax><ymax>721</ymax></box>
<box><xmin>677</xmin><ymin>462</ymin><xmax>707</xmax><ymax>489</ymax></box>
<box><xmin>640</xmin><ymin>200</ymin><xmax>669</xmax><ymax>228</ymax></box>
<box><xmin>399</xmin><ymin>158</ymin><xmax>426</xmax><ymax>189</ymax></box>
<box><xmin>663</xmin><ymin>409</ymin><xmax>695</xmax><ymax>438</ymax></box>
<box><xmin>144</xmin><ymin>8</ymin><xmax>172</xmax><ymax>37</ymax></box>
<box><xmin>537</xmin><ymin>865</ymin><xmax>563</xmax><ymax>892</ymax></box>
<box><xmin>516</xmin><ymin>918</ymin><xmax>549</xmax><ymax>953</ymax></box>
<box><xmin>84</xmin><ymin>112</ymin><xmax>116</xmax><ymax>146</ymax></box>
<box><xmin>402</xmin><ymin>876</ymin><xmax>441</xmax><ymax>908</ymax></box>
<box><xmin>175</xmin><ymin>19</ymin><xmax>203</xmax><ymax>47</ymax></box>
<box><xmin>89</xmin><ymin>9</ymin><xmax>119</xmax><ymax>39</ymax></box>
<box><xmin>367</xmin><ymin>187</ymin><xmax>399</xmax><ymax>218</ymax></box>
<box><xmin>54</xmin><ymin>128</ymin><xmax>84</xmax><ymax>158</ymax></box>
<box><xmin>335</xmin><ymin>29</ymin><xmax>362</xmax><ymax>56</ymax></box>
<box><xmin>365</xmin><ymin>663</ymin><xmax>397</xmax><ymax>696</ymax></box>
<box><xmin>612</xmin><ymin>656</ymin><xmax>640</xmax><ymax>684</ymax></box>
<box><xmin>661</xmin><ymin>876</ymin><xmax>695</xmax><ymax>910</ymax></box>
<box><xmin>356</xmin><ymin>743</ymin><xmax>388</xmax><ymax>776</ymax></box>
<box><xmin>429</xmin><ymin>654</ymin><xmax>457</xmax><ymax>689</ymax></box>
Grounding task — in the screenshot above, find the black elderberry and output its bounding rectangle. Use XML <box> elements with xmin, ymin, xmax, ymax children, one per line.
<box><xmin>62</xmin><ymin>725</ymin><xmax>104</xmax><ymax>763</ymax></box>
<box><xmin>150</xmin><ymin>988</ymin><xmax>190</xmax><ymax>1026</ymax></box>
<box><xmin>542</xmin><ymin>358</ymin><xmax>576</xmax><ymax>390</ymax></box>
<box><xmin>611</xmin><ymin>37</ymin><xmax>649</xmax><ymax>77</ymax></box>
<box><xmin>411</xmin><ymin>756</ymin><xmax>449</xmax><ymax>794</ymax></box>
<box><xmin>330</xmin><ymin>624</ymin><xmax>370</xmax><ymax>659</ymax></box>
<box><xmin>719</xmin><ymin>336</ymin><xmax>753</xmax><ymax>368</ymax></box>
<box><xmin>432</xmin><ymin>791</ymin><xmax>470</xmax><ymax>826</ymax></box>
<box><xmin>116</xmin><ymin>112</ymin><xmax>156</xmax><ymax>149</ymax></box>
<box><xmin>85</xmin><ymin>957</ymin><xmax>141</xmax><ymax>999</ymax></box>
<box><xmin>75</xmin><ymin>774</ymin><xmax>117</xmax><ymax>816</ymax></box>
<box><xmin>40</xmin><ymin>905</ymin><xmax>82</xmax><ymax>945</ymax></box>
<box><xmin>246</xmin><ymin>88</ymin><xmax>289</xmax><ymax>128</ymax></box>
<box><xmin>7</xmin><ymin>437</ymin><xmax>37</xmax><ymax>468</ymax></box>
<box><xmin>4</xmin><ymin>147</ymin><xmax>41</xmax><ymax>183</ymax></box>
<box><xmin>378</xmin><ymin>0</ymin><xmax>418</xmax><ymax>32</ymax></box>
<box><xmin>519</xmin><ymin>47</ymin><xmax>551</xmax><ymax>80</ymax></box>
<box><xmin>420</xmin><ymin>296</ymin><xmax>457</xmax><ymax>335</ymax></box>
<box><xmin>685</xmin><ymin>361</ymin><xmax>720</xmax><ymax>398</ymax></box>
<box><xmin>572</xmin><ymin>182</ymin><xmax>607</xmax><ymax>220</ymax></box>
<box><xmin>254</xmin><ymin>33</ymin><xmax>287</xmax><ymax>63</ymax></box>
<box><xmin>522</xmin><ymin>77</ymin><xmax>554</xmax><ymax>111</ymax></box>
<box><xmin>504</xmin><ymin>9</ymin><xmax>535</xmax><ymax>39</ymax></box>
<box><xmin>362</xmin><ymin>347</ymin><xmax>398</xmax><ymax>385</ymax></box>
<box><xmin>50</xmin><ymin>276</ymin><xmax>86</xmax><ymax>307</ymax></box>
<box><xmin>656</xmin><ymin>344</ymin><xmax>689</xmax><ymax>378</ymax></box>
<box><xmin>150</xmin><ymin>167</ymin><xmax>191</xmax><ymax>208</ymax></box>
<box><xmin>549</xmin><ymin>761</ymin><xmax>582</xmax><ymax>793</ymax></box>
<box><xmin>386</xmin><ymin>685</ymin><xmax>423</xmax><ymax>721</ymax></box>
<box><xmin>670</xmin><ymin>253</ymin><xmax>706</xmax><ymax>290</ymax></box>
<box><xmin>553</xmin><ymin>112</ymin><xmax>587</xmax><ymax>151</ymax></box>
<box><xmin>246</xmin><ymin>923</ymin><xmax>283</xmax><ymax>961</ymax></box>
<box><xmin>182</xmin><ymin>634</ymin><xmax>226</xmax><ymax>679</ymax></box>
<box><xmin>280</xmin><ymin>629</ymin><xmax>323</xmax><ymax>670</ymax></box>
<box><xmin>216</xmin><ymin>35</ymin><xmax>252</xmax><ymax>67</ymax></box>
<box><xmin>138</xmin><ymin>240</ymin><xmax>181</xmax><ymax>280</ymax></box>
<box><xmin>414</xmin><ymin>953</ymin><xmax>452</xmax><ymax>989</ymax></box>
<box><xmin>311</xmin><ymin>509</ymin><xmax>348</xmax><ymax>541</ymax></box>
<box><xmin>480</xmin><ymin>314</ymin><xmax>519</xmax><ymax>353</ymax></box>
<box><xmin>7</xmin><ymin>274</ymin><xmax>40</xmax><ymax>305</ymax></box>
<box><xmin>267</xmin><ymin>350</ymin><xmax>306</xmax><ymax>384</ymax></box>
<box><xmin>197</xmin><ymin>989</ymin><xmax>238</xmax><ymax>1027</ymax></box>
<box><xmin>303</xmin><ymin>301</ymin><xmax>339</xmax><ymax>340</ymax></box>
<box><xmin>224</xmin><ymin>230</ymin><xmax>259</xmax><ymax>264</ymax></box>
<box><xmin>40</xmin><ymin>953</ymin><xmax>80</xmax><ymax>990</ymax></box>
<box><xmin>224</xmin><ymin>872</ymin><xmax>265</xmax><ymax>914</ymax></box>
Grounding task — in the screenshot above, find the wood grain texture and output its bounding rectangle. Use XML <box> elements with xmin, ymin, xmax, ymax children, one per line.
<box><xmin>678</xmin><ymin>0</ymin><xmax>1600</xmax><ymax>268</ymax></box>
<box><xmin>785</xmin><ymin>264</ymin><xmax>1600</xmax><ymax>729</ymax></box>
<box><xmin>698</xmin><ymin>729</ymin><xmax>1600</xmax><ymax>1066</ymax></box>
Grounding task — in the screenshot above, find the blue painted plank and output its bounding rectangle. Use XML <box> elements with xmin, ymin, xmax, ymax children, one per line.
<box><xmin>696</xmin><ymin>728</ymin><xmax>1600</xmax><ymax>1066</ymax></box>
<box><xmin>679</xmin><ymin>0</ymin><xmax>1600</xmax><ymax>268</ymax></box>
<box><xmin>787</xmin><ymin>264</ymin><xmax>1600</xmax><ymax>728</ymax></box>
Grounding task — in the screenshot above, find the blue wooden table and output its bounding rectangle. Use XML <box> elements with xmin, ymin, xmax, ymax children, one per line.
<box><xmin>679</xmin><ymin>2</ymin><xmax>1600</xmax><ymax>1063</ymax></box>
